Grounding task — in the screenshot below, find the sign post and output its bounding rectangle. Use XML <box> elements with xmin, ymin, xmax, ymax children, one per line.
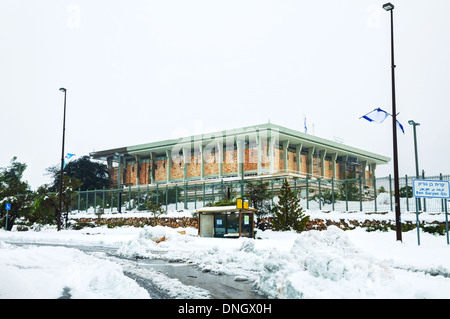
<box><xmin>5</xmin><ymin>203</ymin><xmax>11</xmax><ymax>231</ymax></box>
<box><xmin>413</xmin><ymin>179</ymin><xmax>450</xmax><ymax>245</ymax></box>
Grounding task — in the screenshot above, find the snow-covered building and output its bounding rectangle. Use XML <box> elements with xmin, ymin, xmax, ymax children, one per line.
<box><xmin>90</xmin><ymin>122</ymin><xmax>390</xmax><ymax>187</ymax></box>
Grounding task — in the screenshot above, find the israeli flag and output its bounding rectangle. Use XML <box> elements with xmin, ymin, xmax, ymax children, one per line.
<box><xmin>360</xmin><ymin>108</ymin><xmax>390</xmax><ymax>123</ymax></box>
<box><xmin>396</xmin><ymin>121</ymin><xmax>405</xmax><ymax>135</ymax></box>
<box><xmin>360</xmin><ymin>108</ymin><xmax>405</xmax><ymax>135</ymax></box>
<box><xmin>63</xmin><ymin>153</ymin><xmax>75</xmax><ymax>169</ymax></box>
<box><xmin>304</xmin><ymin>116</ymin><xmax>307</xmax><ymax>134</ymax></box>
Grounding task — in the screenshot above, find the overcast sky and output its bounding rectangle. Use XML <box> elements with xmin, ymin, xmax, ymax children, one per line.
<box><xmin>1</xmin><ymin>0</ymin><xmax>449</xmax><ymax>189</ymax></box>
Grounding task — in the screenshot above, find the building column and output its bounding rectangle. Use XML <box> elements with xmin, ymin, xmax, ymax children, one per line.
<box><xmin>121</xmin><ymin>157</ymin><xmax>127</xmax><ymax>186</ymax></box>
<box><xmin>200</xmin><ymin>144</ymin><xmax>205</xmax><ymax>180</ymax></box>
<box><xmin>307</xmin><ymin>147</ymin><xmax>315</xmax><ymax>177</ymax></box>
<box><xmin>182</xmin><ymin>147</ymin><xmax>189</xmax><ymax>182</ymax></box>
<box><xmin>269</xmin><ymin>135</ymin><xmax>276</xmax><ymax>173</ymax></box>
<box><xmin>107</xmin><ymin>156</ymin><xmax>113</xmax><ymax>169</ymax></box>
<box><xmin>257</xmin><ymin>129</ymin><xmax>269</xmax><ymax>175</ymax></box>
<box><xmin>217</xmin><ymin>141</ymin><xmax>223</xmax><ymax>178</ymax></box>
<box><xmin>342</xmin><ymin>155</ymin><xmax>349</xmax><ymax>178</ymax></box>
<box><xmin>237</xmin><ymin>137</ymin><xmax>244</xmax><ymax>178</ymax></box>
<box><xmin>319</xmin><ymin>150</ymin><xmax>327</xmax><ymax>178</ymax></box>
<box><xmin>330</xmin><ymin>153</ymin><xmax>338</xmax><ymax>180</ymax></box>
<box><xmin>282</xmin><ymin>140</ymin><xmax>290</xmax><ymax>173</ymax></box>
<box><xmin>370</xmin><ymin>163</ymin><xmax>377</xmax><ymax>178</ymax></box>
<box><xmin>134</xmin><ymin>155</ymin><xmax>141</xmax><ymax>186</ymax></box>
<box><xmin>166</xmin><ymin>149</ymin><xmax>172</xmax><ymax>183</ymax></box>
<box><xmin>295</xmin><ymin>143</ymin><xmax>303</xmax><ymax>174</ymax></box>
<box><xmin>359</xmin><ymin>160</ymin><xmax>368</xmax><ymax>183</ymax></box>
<box><xmin>149</xmin><ymin>152</ymin><xmax>155</xmax><ymax>185</ymax></box>
<box><xmin>256</xmin><ymin>132</ymin><xmax>262</xmax><ymax>175</ymax></box>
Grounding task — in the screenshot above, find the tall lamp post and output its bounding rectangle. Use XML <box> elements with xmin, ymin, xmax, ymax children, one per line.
<box><xmin>408</xmin><ymin>120</ymin><xmax>421</xmax><ymax>210</ymax></box>
<box><xmin>58</xmin><ymin>87</ymin><xmax>67</xmax><ymax>231</ymax></box>
<box><xmin>115</xmin><ymin>152</ymin><xmax>123</xmax><ymax>213</ymax></box>
<box><xmin>383</xmin><ymin>2</ymin><xmax>402</xmax><ymax>242</ymax></box>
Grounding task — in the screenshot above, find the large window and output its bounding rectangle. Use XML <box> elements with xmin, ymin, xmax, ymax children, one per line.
<box><xmin>226</xmin><ymin>213</ymin><xmax>239</xmax><ymax>234</ymax></box>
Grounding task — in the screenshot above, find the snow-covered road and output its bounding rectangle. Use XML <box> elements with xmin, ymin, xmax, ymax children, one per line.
<box><xmin>1</xmin><ymin>213</ymin><xmax>450</xmax><ymax>299</ymax></box>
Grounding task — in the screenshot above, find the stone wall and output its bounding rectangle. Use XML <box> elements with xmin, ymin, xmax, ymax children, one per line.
<box><xmin>72</xmin><ymin>216</ymin><xmax>411</xmax><ymax>233</ymax></box>
<box><xmin>75</xmin><ymin>216</ymin><xmax>198</xmax><ymax>229</ymax></box>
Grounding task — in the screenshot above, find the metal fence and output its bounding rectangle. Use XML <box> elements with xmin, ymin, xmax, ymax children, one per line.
<box><xmin>76</xmin><ymin>174</ymin><xmax>450</xmax><ymax>214</ymax></box>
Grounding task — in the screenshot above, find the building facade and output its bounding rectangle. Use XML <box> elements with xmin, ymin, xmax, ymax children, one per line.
<box><xmin>90</xmin><ymin>123</ymin><xmax>390</xmax><ymax>188</ymax></box>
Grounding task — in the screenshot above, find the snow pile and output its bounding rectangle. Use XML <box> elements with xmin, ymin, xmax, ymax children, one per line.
<box><xmin>376</xmin><ymin>192</ymin><xmax>391</xmax><ymax>205</ymax></box>
<box><xmin>118</xmin><ymin>226</ymin><xmax>397</xmax><ymax>298</ymax></box>
<box><xmin>258</xmin><ymin>226</ymin><xmax>394</xmax><ymax>298</ymax></box>
<box><xmin>117</xmin><ymin>225</ymin><xmax>450</xmax><ymax>299</ymax></box>
<box><xmin>0</xmin><ymin>242</ymin><xmax>149</xmax><ymax>299</ymax></box>
<box><xmin>173</xmin><ymin>238</ymin><xmax>265</xmax><ymax>278</ymax></box>
<box><xmin>117</xmin><ymin>225</ymin><xmax>195</xmax><ymax>258</ymax></box>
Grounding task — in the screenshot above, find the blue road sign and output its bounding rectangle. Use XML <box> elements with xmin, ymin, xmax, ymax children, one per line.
<box><xmin>413</xmin><ymin>179</ymin><xmax>450</xmax><ymax>199</ymax></box>
<box><xmin>5</xmin><ymin>203</ymin><xmax>11</xmax><ymax>210</ymax></box>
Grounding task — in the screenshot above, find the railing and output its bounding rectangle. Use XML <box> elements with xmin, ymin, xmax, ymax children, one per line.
<box><xmin>75</xmin><ymin>174</ymin><xmax>450</xmax><ymax>214</ymax></box>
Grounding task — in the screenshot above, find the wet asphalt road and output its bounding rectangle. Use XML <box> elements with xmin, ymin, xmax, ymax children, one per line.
<box><xmin>8</xmin><ymin>242</ymin><xmax>266</xmax><ymax>299</ymax></box>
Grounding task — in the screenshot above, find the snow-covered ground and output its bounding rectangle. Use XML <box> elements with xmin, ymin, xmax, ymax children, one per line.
<box><xmin>1</xmin><ymin>208</ymin><xmax>450</xmax><ymax>299</ymax></box>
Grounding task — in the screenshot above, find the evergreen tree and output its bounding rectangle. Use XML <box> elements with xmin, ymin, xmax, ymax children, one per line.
<box><xmin>33</xmin><ymin>175</ymin><xmax>82</xmax><ymax>228</ymax></box>
<box><xmin>32</xmin><ymin>184</ymin><xmax>59</xmax><ymax>225</ymax></box>
<box><xmin>246</xmin><ymin>181</ymin><xmax>274</xmax><ymax>230</ymax></box>
<box><xmin>337</xmin><ymin>172</ymin><xmax>359</xmax><ymax>201</ymax></box>
<box><xmin>145</xmin><ymin>202</ymin><xmax>167</xmax><ymax>226</ymax></box>
<box><xmin>0</xmin><ymin>157</ymin><xmax>34</xmax><ymax>230</ymax></box>
<box><xmin>47</xmin><ymin>155</ymin><xmax>111</xmax><ymax>191</ymax></box>
<box><xmin>246</xmin><ymin>181</ymin><xmax>273</xmax><ymax>215</ymax></box>
<box><xmin>272</xmin><ymin>179</ymin><xmax>309</xmax><ymax>233</ymax></box>
<box><xmin>61</xmin><ymin>175</ymin><xmax>83</xmax><ymax>227</ymax></box>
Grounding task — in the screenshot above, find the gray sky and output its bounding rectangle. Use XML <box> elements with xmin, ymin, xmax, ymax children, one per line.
<box><xmin>1</xmin><ymin>0</ymin><xmax>449</xmax><ymax>189</ymax></box>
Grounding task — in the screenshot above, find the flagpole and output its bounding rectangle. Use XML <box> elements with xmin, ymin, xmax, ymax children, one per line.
<box><xmin>383</xmin><ymin>3</ymin><xmax>402</xmax><ymax>242</ymax></box>
<box><xmin>58</xmin><ymin>87</ymin><xmax>67</xmax><ymax>232</ymax></box>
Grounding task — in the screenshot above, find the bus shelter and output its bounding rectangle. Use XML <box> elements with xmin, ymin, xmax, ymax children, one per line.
<box><xmin>196</xmin><ymin>205</ymin><xmax>256</xmax><ymax>238</ymax></box>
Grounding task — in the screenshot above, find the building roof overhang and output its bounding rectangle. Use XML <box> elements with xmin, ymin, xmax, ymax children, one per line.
<box><xmin>90</xmin><ymin>123</ymin><xmax>390</xmax><ymax>165</ymax></box>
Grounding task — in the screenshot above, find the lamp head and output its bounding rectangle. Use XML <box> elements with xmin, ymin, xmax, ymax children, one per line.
<box><xmin>408</xmin><ymin>120</ymin><xmax>420</xmax><ymax>126</ymax></box>
<box><xmin>59</xmin><ymin>88</ymin><xmax>66</xmax><ymax>92</ymax></box>
<box><xmin>382</xmin><ymin>3</ymin><xmax>394</xmax><ymax>11</ymax></box>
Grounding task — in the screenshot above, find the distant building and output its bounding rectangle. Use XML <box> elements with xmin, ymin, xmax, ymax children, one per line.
<box><xmin>90</xmin><ymin>122</ymin><xmax>390</xmax><ymax>188</ymax></box>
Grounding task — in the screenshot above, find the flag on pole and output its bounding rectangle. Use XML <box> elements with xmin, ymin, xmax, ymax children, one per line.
<box><xmin>360</xmin><ymin>108</ymin><xmax>390</xmax><ymax>123</ymax></box>
<box><xmin>63</xmin><ymin>153</ymin><xmax>75</xmax><ymax>169</ymax></box>
<box><xmin>396</xmin><ymin>120</ymin><xmax>405</xmax><ymax>135</ymax></box>
<box><xmin>360</xmin><ymin>108</ymin><xmax>405</xmax><ymax>135</ymax></box>
<box><xmin>304</xmin><ymin>115</ymin><xmax>307</xmax><ymax>134</ymax></box>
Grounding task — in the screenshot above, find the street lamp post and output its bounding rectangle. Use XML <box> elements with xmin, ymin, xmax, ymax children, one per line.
<box><xmin>408</xmin><ymin>120</ymin><xmax>421</xmax><ymax>180</ymax></box>
<box><xmin>408</xmin><ymin>120</ymin><xmax>421</xmax><ymax>210</ymax></box>
<box><xmin>115</xmin><ymin>152</ymin><xmax>123</xmax><ymax>213</ymax></box>
<box><xmin>383</xmin><ymin>2</ymin><xmax>402</xmax><ymax>242</ymax></box>
<box><xmin>58</xmin><ymin>87</ymin><xmax>67</xmax><ymax>232</ymax></box>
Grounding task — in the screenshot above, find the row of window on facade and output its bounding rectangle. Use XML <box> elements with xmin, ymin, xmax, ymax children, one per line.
<box><xmin>122</xmin><ymin>147</ymin><xmax>359</xmax><ymax>167</ymax></box>
<box><xmin>110</xmin><ymin>151</ymin><xmax>368</xmax><ymax>186</ymax></box>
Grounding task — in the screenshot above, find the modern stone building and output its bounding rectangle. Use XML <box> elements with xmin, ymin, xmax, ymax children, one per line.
<box><xmin>90</xmin><ymin>122</ymin><xmax>390</xmax><ymax>188</ymax></box>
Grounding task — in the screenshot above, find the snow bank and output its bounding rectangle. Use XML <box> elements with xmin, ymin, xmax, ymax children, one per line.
<box><xmin>3</xmin><ymin>218</ymin><xmax>450</xmax><ymax>299</ymax></box>
<box><xmin>117</xmin><ymin>225</ymin><xmax>196</xmax><ymax>258</ymax></box>
<box><xmin>258</xmin><ymin>226</ymin><xmax>395</xmax><ymax>298</ymax></box>
<box><xmin>117</xmin><ymin>225</ymin><xmax>450</xmax><ymax>299</ymax></box>
<box><xmin>0</xmin><ymin>242</ymin><xmax>149</xmax><ymax>299</ymax></box>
